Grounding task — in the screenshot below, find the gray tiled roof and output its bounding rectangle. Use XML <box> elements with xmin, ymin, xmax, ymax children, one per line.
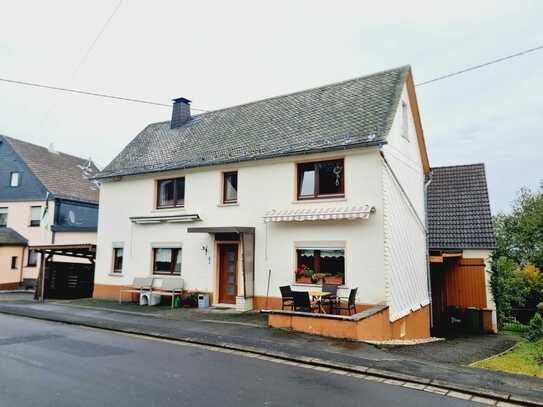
<box><xmin>2</xmin><ymin>136</ymin><xmax>100</xmax><ymax>203</ymax></box>
<box><xmin>97</xmin><ymin>66</ymin><xmax>410</xmax><ymax>179</ymax></box>
<box><xmin>0</xmin><ymin>228</ymin><xmax>28</xmax><ymax>246</ymax></box>
<box><xmin>427</xmin><ymin>163</ymin><xmax>496</xmax><ymax>250</ymax></box>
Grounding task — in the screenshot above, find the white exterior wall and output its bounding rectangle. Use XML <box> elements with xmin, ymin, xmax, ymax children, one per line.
<box><xmin>382</xmin><ymin>85</ymin><xmax>430</xmax><ymax>321</ymax></box>
<box><xmin>95</xmin><ymin>148</ymin><xmax>387</xmax><ymax>304</ymax></box>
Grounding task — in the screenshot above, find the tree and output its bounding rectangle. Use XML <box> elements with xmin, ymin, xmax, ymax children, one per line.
<box><xmin>491</xmin><ymin>183</ymin><xmax>543</xmax><ymax>324</ymax></box>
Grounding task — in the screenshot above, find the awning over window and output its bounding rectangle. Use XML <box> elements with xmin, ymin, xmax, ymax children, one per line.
<box><xmin>263</xmin><ymin>205</ymin><xmax>374</xmax><ymax>223</ymax></box>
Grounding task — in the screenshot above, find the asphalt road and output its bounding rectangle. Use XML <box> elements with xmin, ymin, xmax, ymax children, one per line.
<box><xmin>0</xmin><ymin>314</ymin><xmax>485</xmax><ymax>407</ymax></box>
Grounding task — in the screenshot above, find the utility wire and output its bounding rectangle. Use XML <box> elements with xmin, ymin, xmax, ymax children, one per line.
<box><xmin>2</xmin><ymin>43</ymin><xmax>542</xmax><ymax>111</ymax></box>
<box><xmin>416</xmin><ymin>43</ymin><xmax>543</xmax><ymax>86</ymax></box>
<box><xmin>0</xmin><ymin>77</ymin><xmax>208</xmax><ymax>111</ymax></box>
<box><xmin>75</xmin><ymin>0</ymin><xmax>123</xmax><ymax>73</ymax></box>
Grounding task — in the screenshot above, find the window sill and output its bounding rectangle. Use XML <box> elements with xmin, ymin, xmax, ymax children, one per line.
<box><xmin>218</xmin><ymin>202</ymin><xmax>239</xmax><ymax>207</ymax></box>
<box><xmin>292</xmin><ymin>197</ymin><xmax>347</xmax><ymax>204</ymax></box>
<box><xmin>151</xmin><ymin>207</ymin><xmax>186</xmax><ymax>213</ymax></box>
<box><xmin>108</xmin><ymin>273</ymin><xmax>124</xmax><ymax>277</ymax></box>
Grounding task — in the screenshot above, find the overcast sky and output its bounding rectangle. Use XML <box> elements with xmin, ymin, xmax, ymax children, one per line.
<box><xmin>1</xmin><ymin>1</ymin><xmax>542</xmax><ymax>213</ymax></box>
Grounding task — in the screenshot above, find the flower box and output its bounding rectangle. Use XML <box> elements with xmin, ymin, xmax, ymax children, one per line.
<box><xmin>324</xmin><ymin>275</ymin><xmax>344</xmax><ymax>285</ymax></box>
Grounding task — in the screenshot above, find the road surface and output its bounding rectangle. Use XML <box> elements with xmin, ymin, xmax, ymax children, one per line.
<box><xmin>0</xmin><ymin>313</ymin><xmax>485</xmax><ymax>407</ymax></box>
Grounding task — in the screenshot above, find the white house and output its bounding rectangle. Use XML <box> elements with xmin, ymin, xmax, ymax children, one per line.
<box><xmin>93</xmin><ymin>66</ymin><xmax>438</xmax><ymax>339</ymax></box>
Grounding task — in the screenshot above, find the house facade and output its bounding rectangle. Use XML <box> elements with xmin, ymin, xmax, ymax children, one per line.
<box><xmin>0</xmin><ymin>135</ymin><xmax>99</xmax><ymax>289</ymax></box>
<box><xmin>94</xmin><ymin>66</ymin><xmax>435</xmax><ymax>338</ymax></box>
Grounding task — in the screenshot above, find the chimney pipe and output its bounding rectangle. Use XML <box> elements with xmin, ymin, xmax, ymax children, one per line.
<box><xmin>171</xmin><ymin>97</ymin><xmax>192</xmax><ymax>129</ymax></box>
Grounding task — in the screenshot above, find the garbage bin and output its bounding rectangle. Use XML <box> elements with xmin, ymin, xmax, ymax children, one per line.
<box><xmin>198</xmin><ymin>293</ymin><xmax>209</xmax><ymax>308</ymax></box>
<box><xmin>464</xmin><ymin>307</ymin><xmax>481</xmax><ymax>333</ymax></box>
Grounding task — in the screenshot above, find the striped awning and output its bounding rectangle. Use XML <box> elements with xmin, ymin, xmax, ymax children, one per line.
<box><xmin>263</xmin><ymin>205</ymin><xmax>374</xmax><ymax>223</ymax></box>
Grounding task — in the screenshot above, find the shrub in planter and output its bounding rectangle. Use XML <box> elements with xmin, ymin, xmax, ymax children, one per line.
<box><xmin>182</xmin><ymin>292</ymin><xmax>198</xmax><ymax>308</ymax></box>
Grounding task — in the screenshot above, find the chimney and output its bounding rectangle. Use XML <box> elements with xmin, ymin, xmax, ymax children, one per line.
<box><xmin>171</xmin><ymin>97</ymin><xmax>192</xmax><ymax>129</ymax></box>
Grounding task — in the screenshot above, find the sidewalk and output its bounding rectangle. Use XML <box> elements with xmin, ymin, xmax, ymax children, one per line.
<box><xmin>0</xmin><ymin>299</ymin><xmax>541</xmax><ymax>406</ymax></box>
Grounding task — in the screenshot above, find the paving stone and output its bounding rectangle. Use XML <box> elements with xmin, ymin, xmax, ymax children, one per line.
<box><xmin>447</xmin><ymin>391</ymin><xmax>472</xmax><ymax>400</ymax></box>
<box><xmin>403</xmin><ymin>382</ymin><xmax>426</xmax><ymax>390</ymax></box>
<box><xmin>424</xmin><ymin>386</ymin><xmax>448</xmax><ymax>395</ymax></box>
<box><xmin>471</xmin><ymin>396</ymin><xmax>496</xmax><ymax>405</ymax></box>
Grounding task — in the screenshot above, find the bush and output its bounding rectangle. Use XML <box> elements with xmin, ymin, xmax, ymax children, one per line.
<box><xmin>527</xmin><ymin>313</ymin><xmax>543</xmax><ymax>342</ymax></box>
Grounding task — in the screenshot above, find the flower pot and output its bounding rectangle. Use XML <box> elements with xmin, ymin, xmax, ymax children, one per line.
<box><xmin>297</xmin><ymin>276</ymin><xmax>312</xmax><ymax>284</ymax></box>
<box><xmin>324</xmin><ymin>275</ymin><xmax>344</xmax><ymax>285</ymax></box>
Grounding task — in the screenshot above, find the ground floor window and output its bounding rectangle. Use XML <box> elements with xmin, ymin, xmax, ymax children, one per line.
<box><xmin>27</xmin><ymin>250</ymin><xmax>38</xmax><ymax>267</ymax></box>
<box><xmin>112</xmin><ymin>248</ymin><xmax>123</xmax><ymax>273</ymax></box>
<box><xmin>11</xmin><ymin>256</ymin><xmax>17</xmax><ymax>270</ymax></box>
<box><xmin>153</xmin><ymin>248</ymin><xmax>181</xmax><ymax>275</ymax></box>
<box><xmin>295</xmin><ymin>248</ymin><xmax>345</xmax><ymax>284</ymax></box>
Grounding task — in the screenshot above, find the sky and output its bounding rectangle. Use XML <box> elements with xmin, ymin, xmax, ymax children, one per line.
<box><xmin>0</xmin><ymin>0</ymin><xmax>542</xmax><ymax>214</ymax></box>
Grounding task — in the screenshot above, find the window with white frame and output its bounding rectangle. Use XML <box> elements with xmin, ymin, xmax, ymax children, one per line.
<box><xmin>27</xmin><ymin>250</ymin><xmax>38</xmax><ymax>267</ymax></box>
<box><xmin>30</xmin><ymin>206</ymin><xmax>41</xmax><ymax>227</ymax></box>
<box><xmin>10</xmin><ymin>172</ymin><xmax>20</xmax><ymax>187</ymax></box>
<box><xmin>0</xmin><ymin>208</ymin><xmax>7</xmax><ymax>227</ymax></box>
<box><xmin>112</xmin><ymin>247</ymin><xmax>124</xmax><ymax>273</ymax></box>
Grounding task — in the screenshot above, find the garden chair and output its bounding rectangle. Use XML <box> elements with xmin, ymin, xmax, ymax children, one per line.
<box><xmin>279</xmin><ymin>285</ymin><xmax>294</xmax><ymax>310</ymax></box>
<box><xmin>334</xmin><ymin>287</ymin><xmax>358</xmax><ymax>315</ymax></box>
<box><xmin>320</xmin><ymin>283</ymin><xmax>339</xmax><ymax>312</ymax></box>
<box><xmin>151</xmin><ymin>278</ymin><xmax>184</xmax><ymax>309</ymax></box>
<box><xmin>292</xmin><ymin>291</ymin><xmax>317</xmax><ymax>313</ymax></box>
<box><xmin>119</xmin><ymin>277</ymin><xmax>153</xmax><ymax>304</ymax></box>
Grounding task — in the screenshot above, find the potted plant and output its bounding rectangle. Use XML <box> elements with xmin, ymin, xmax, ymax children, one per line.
<box><xmin>296</xmin><ymin>264</ymin><xmax>314</xmax><ymax>284</ymax></box>
<box><xmin>324</xmin><ymin>274</ymin><xmax>344</xmax><ymax>285</ymax></box>
<box><xmin>182</xmin><ymin>292</ymin><xmax>198</xmax><ymax>308</ymax></box>
<box><xmin>312</xmin><ymin>273</ymin><xmax>326</xmax><ymax>284</ymax></box>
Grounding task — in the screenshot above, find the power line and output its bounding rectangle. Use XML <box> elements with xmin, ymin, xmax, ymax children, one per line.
<box><xmin>416</xmin><ymin>43</ymin><xmax>543</xmax><ymax>86</ymax></box>
<box><xmin>0</xmin><ymin>77</ymin><xmax>208</xmax><ymax>111</ymax></box>
<box><xmin>75</xmin><ymin>0</ymin><xmax>123</xmax><ymax>73</ymax></box>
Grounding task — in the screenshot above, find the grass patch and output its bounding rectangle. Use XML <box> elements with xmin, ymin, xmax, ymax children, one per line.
<box><xmin>471</xmin><ymin>338</ymin><xmax>543</xmax><ymax>378</ymax></box>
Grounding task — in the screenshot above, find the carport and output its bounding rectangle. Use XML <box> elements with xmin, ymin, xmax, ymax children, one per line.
<box><xmin>32</xmin><ymin>244</ymin><xmax>96</xmax><ymax>302</ymax></box>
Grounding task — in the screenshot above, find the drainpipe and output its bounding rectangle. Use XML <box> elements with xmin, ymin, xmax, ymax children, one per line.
<box><xmin>424</xmin><ymin>171</ymin><xmax>433</xmax><ymax>328</ymax></box>
<box><xmin>19</xmin><ymin>246</ymin><xmax>25</xmax><ymax>286</ymax></box>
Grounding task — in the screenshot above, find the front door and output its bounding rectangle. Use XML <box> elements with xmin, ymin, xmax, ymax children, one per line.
<box><xmin>219</xmin><ymin>244</ymin><xmax>238</xmax><ymax>304</ymax></box>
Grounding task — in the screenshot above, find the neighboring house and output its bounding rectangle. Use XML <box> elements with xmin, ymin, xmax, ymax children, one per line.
<box><xmin>0</xmin><ymin>228</ymin><xmax>27</xmax><ymax>290</ymax></box>
<box><xmin>427</xmin><ymin>163</ymin><xmax>497</xmax><ymax>332</ymax></box>
<box><xmin>94</xmin><ymin>65</ymin><xmax>435</xmax><ymax>339</ymax></box>
<box><xmin>0</xmin><ymin>135</ymin><xmax>100</xmax><ymax>289</ymax></box>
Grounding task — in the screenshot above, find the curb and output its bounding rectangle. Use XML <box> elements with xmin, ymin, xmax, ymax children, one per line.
<box><xmin>0</xmin><ymin>307</ymin><xmax>541</xmax><ymax>407</ymax></box>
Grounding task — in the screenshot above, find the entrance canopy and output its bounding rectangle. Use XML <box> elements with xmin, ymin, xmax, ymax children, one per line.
<box><xmin>187</xmin><ymin>226</ymin><xmax>255</xmax><ymax>300</ymax></box>
<box><xmin>263</xmin><ymin>205</ymin><xmax>374</xmax><ymax>223</ymax></box>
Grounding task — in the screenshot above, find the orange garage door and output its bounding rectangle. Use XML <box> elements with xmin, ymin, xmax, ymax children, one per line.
<box><xmin>445</xmin><ymin>258</ymin><xmax>487</xmax><ymax>309</ymax></box>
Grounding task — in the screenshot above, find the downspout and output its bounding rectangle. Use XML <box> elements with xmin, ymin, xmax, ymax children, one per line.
<box><xmin>424</xmin><ymin>171</ymin><xmax>433</xmax><ymax>328</ymax></box>
<box><xmin>19</xmin><ymin>246</ymin><xmax>25</xmax><ymax>286</ymax></box>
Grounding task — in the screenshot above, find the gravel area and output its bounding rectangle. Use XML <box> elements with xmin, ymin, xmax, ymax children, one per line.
<box><xmin>384</xmin><ymin>334</ymin><xmax>520</xmax><ymax>365</ymax></box>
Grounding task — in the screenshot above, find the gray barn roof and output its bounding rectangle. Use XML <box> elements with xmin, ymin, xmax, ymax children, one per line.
<box><xmin>2</xmin><ymin>136</ymin><xmax>100</xmax><ymax>203</ymax></box>
<box><xmin>97</xmin><ymin>66</ymin><xmax>410</xmax><ymax>179</ymax></box>
<box><xmin>0</xmin><ymin>228</ymin><xmax>28</xmax><ymax>246</ymax></box>
<box><xmin>427</xmin><ymin>163</ymin><xmax>496</xmax><ymax>250</ymax></box>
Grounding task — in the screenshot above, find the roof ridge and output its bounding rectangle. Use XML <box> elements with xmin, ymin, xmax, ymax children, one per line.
<box><xmin>431</xmin><ymin>162</ymin><xmax>485</xmax><ymax>170</ymax></box>
<box><xmin>182</xmin><ymin>65</ymin><xmax>411</xmax><ymax>118</ymax></box>
<box><xmin>2</xmin><ymin>135</ymin><xmax>95</xmax><ymax>165</ymax></box>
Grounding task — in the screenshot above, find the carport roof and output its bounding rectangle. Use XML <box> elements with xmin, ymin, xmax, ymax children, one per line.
<box><xmin>30</xmin><ymin>243</ymin><xmax>96</xmax><ymax>259</ymax></box>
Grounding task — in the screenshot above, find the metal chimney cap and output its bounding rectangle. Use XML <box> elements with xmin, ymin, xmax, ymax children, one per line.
<box><xmin>172</xmin><ymin>97</ymin><xmax>192</xmax><ymax>105</ymax></box>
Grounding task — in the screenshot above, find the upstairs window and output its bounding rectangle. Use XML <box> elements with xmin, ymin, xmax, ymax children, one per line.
<box><xmin>153</xmin><ymin>248</ymin><xmax>182</xmax><ymax>275</ymax></box>
<box><xmin>223</xmin><ymin>171</ymin><xmax>238</xmax><ymax>204</ymax></box>
<box><xmin>0</xmin><ymin>208</ymin><xmax>7</xmax><ymax>227</ymax></box>
<box><xmin>10</xmin><ymin>172</ymin><xmax>20</xmax><ymax>187</ymax></box>
<box><xmin>297</xmin><ymin>159</ymin><xmax>344</xmax><ymax>200</ymax></box>
<box><xmin>30</xmin><ymin>206</ymin><xmax>41</xmax><ymax>227</ymax></box>
<box><xmin>27</xmin><ymin>250</ymin><xmax>38</xmax><ymax>267</ymax></box>
<box><xmin>157</xmin><ymin>177</ymin><xmax>185</xmax><ymax>208</ymax></box>
<box><xmin>401</xmin><ymin>101</ymin><xmax>409</xmax><ymax>140</ymax></box>
<box><xmin>112</xmin><ymin>248</ymin><xmax>124</xmax><ymax>273</ymax></box>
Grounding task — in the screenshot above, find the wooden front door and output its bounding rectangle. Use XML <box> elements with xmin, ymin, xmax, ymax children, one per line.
<box><xmin>219</xmin><ymin>244</ymin><xmax>238</xmax><ymax>304</ymax></box>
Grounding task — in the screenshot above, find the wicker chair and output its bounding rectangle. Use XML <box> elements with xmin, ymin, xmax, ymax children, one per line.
<box><xmin>292</xmin><ymin>291</ymin><xmax>317</xmax><ymax>313</ymax></box>
<box><xmin>334</xmin><ymin>288</ymin><xmax>358</xmax><ymax>315</ymax></box>
<box><xmin>279</xmin><ymin>285</ymin><xmax>294</xmax><ymax>310</ymax></box>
